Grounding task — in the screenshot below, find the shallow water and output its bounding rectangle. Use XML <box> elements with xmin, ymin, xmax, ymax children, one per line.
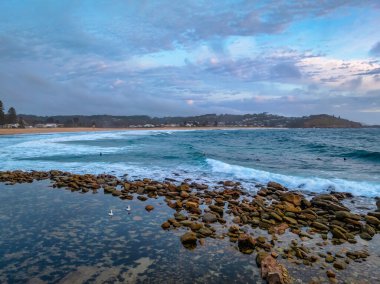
<box><xmin>0</xmin><ymin>128</ymin><xmax>379</xmax><ymax>197</ymax></box>
<box><xmin>0</xmin><ymin>182</ymin><xmax>264</xmax><ymax>284</ymax></box>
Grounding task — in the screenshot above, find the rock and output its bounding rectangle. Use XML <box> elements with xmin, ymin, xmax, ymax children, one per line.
<box><xmin>270</xmin><ymin>212</ymin><xmax>283</xmax><ymax>222</ymax></box>
<box><xmin>111</xmin><ymin>190</ymin><xmax>122</xmax><ymax>196</ymax></box>
<box><xmin>325</xmin><ymin>255</ymin><xmax>334</xmax><ymax>263</ymax></box>
<box><xmin>365</xmin><ymin>215</ymin><xmax>380</xmax><ymax>225</ymax></box>
<box><xmin>180</xmin><ymin>220</ymin><xmax>193</xmax><ymax>227</ymax></box>
<box><xmin>311</xmin><ymin>199</ymin><xmax>349</xmax><ymax>212</ymax></box>
<box><xmin>260</xmin><ymin>254</ymin><xmax>290</xmax><ymax>284</ymax></box>
<box><xmin>186</xmin><ymin>201</ymin><xmax>199</xmax><ymax>209</ymax></box>
<box><xmin>273</xmin><ymin>223</ymin><xmax>289</xmax><ymax>235</ymax></box>
<box><xmin>209</xmin><ymin>205</ymin><xmax>224</xmax><ymax>214</ymax></box>
<box><xmin>281</xmin><ymin>192</ymin><xmax>302</xmax><ymax>206</ymax></box>
<box><xmin>237</xmin><ymin>234</ymin><xmax>256</xmax><ymax>254</ymax></box>
<box><xmin>333</xmin><ymin>260</ymin><xmax>346</xmax><ymax>270</ymax></box>
<box><xmin>190</xmin><ymin>223</ymin><xmax>203</xmax><ymax>231</ymax></box>
<box><xmin>326</xmin><ymin>270</ymin><xmax>336</xmax><ymax>278</ymax></box>
<box><xmin>311</xmin><ymin>222</ymin><xmax>329</xmax><ymax>231</ymax></box>
<box><xmin>202</xmin><ymin>212</ymin><xmax>218</xmax><ymax>223</ymax></box>
<box><xmin>232</xmin><ymin>216</ymin><xmax>241</xmax><ymax>224</ymax></box>
<box><xmin>161</xmin><ymin>221</ymin><xmax>170</xmax><ymax>229</ymax></box>
<box><xmin>282</xmin><ymin>202</ymin><xmax>301</xmax><ymax>213</ymax></box>
<box><xmin>145</xmin><ymin>205</ymin><xmax>154</xmax><ymax>212</ymax></box>
<box><xmin>229</xmin><ymin>225</ymin><xmax>240</xmax><ymax>233</ymax></box>
<box><xmin>180</xmin><ymin>232</ymin><xmax>197</xmax><ymax>248</ymax></box>
<box><xmin>223</xmin><ymin>180</ymin><xmax>235</xmax><ymax>187</ymax></box>
<box><xmin>137</xmin><ymin>196</ymin><xmax>147</xmax><ymax>201</ymax></box>
<box><xmin>180</xmin><ymin>191</ymin><xmax>190</xmax><ymax>198</ymax></box>
<box><xmin>145</xmin><ymin>185</ymin><xmax>157</xmax><ymax>191</ymax></box>
<box><xmin>331</xmin><ymin>227</ymin><xmax>347</xmax><ymax>240</ymax></box>
<box><xmin>360</xmin><ymin>232</ymin><xmax>372</xmax><ymax>240</ymax></box>
<box><xmin>267</xmin><ymin>181</ymin><xmax>285</xmax><ymax>191</ymax></box>
<box><xmin>283</xmin><ymin>216</ymin><xmax>298</xmax><ymax>225</ymax></box>
<box><xmin>335</xmin><ymin>211</ymin><xmax>359</xmax><ymax>220</ymax></box>
<box><xmin>368</xmin><ymin>211</ymin><xmax>380</xmax><ymax>219</ymax></box>
<box><xmin>198</xmin><ymin>227</ymin><xmax>213</xmax><ymax>237</ymax></box>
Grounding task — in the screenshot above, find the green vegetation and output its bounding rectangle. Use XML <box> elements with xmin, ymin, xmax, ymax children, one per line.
<box><xmin>18</xmin><ymin>113</ymin><xmax>365</xmax><ymax>128</ymax></box>
<box><xmin>0</xmin><ymin>100</ymin><xmax>19</xmax><ymax>126</ymax></box>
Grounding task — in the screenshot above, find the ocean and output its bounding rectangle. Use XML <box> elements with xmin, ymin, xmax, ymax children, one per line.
<box><xmin>0</xmin><ymin>128</ymin><xmax>379</xmax><ymax>197</ymax></box>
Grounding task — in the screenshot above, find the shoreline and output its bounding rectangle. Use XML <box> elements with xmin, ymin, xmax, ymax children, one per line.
<box><xmin>1</xmin><ymin>170</ymin><xmax>379</xmax><ymax>283</ymax></box>
<box><xmin>0</xmin><ymin>126</ymin><xmax>285</xmax><ymax>136</ymax></box>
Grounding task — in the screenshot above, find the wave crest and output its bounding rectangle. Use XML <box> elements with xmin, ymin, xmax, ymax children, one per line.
<box><xmin>206</xmin><ymin>158</ymin><xmax>380</xmax><ymax>197</ymax></box>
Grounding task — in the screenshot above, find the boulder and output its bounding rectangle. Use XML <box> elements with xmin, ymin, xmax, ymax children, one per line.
<box><xmin>161</xmin><ymin>221</ymin><xmax>170</xmax><ymax>229</ymax></box>
<box><xmin>202</xmin><ymin>212</ymin><xmax>218</xmax><ymax>223</ymax></box>
<box><xmin>365</xmin><ymin>215</ymin><xmax>380</xmax><ymax>225</ymax></box>
<box><xmin>145</xmin><ymin>205</ymin><xmax>154</xmax><ymax>212</ymax></box>
<box><xmin>180</xmin><ymin>232</ymin><xmax>197</xmax><ymax>248</ymax></box>
<box><xmin>280</xmin><ymin>193</ymin><xmax>302</xmax><ymax>206</ymax></box>
<box><xmin>237</xmin><ymin>234</ymin><xmax>256</xmax><ymax>254</ymax></box>
<box><xmin>209</xmin><ymin>205</ymin><xmax>224</xmax><ymax>214</ymax></box>
<box><xmin>260</xmin><ymin>254</ymin><xmax>291</xmax><ymax>284</ymax></box>
<box><xmin>267</xmin><ymin>181</ymin><xmax>285</xmax><ymax>191</ymax></box>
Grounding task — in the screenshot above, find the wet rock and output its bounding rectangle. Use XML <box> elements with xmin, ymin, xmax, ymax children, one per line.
<box><xmin>190</xmin><ymin>223</ymin><xmax>203</xmax><ymax>231</ymax></box>
<box><xmin>202</xmin><ymin>212</ymin><xmax>218</xmax><ymax>223</ymax></box>
<box><xmin>331</xmin><ymin>227</ymin><xmax>347</xmax><ymax>240</ymax></box>
<box><xmin>185</xmin><ymin>201</ymin><xmax>199</xmax><ymax>209</ymax></box>
<box><xmin>237</xmin><ymin>234</ymin><xmax>256</xmax><ymax>254</ymax></box>
<box><xmin>273</xmin><ymin>223</ymin><xmax>289</xmax><ymax>235</ymax></box>
<box><xmin>145</xmin><ymin>205</ymin><xmax>154</xmax><ymax>212</ymax></box>
<box><xmin>223</xmin><ymin>180</ymin><xmax>235</xmax><ymax>187</ymax></box>
<box><xmin>180</xmin><ymin>232</ymin><xmax>197</xmax><ymax>249</ymax></box>
<box><xmin>333</xmin><ymin>260</ymin><xmax>346</xmax><ymax>270</ymax></box>
<box><xmin>198</xmin><ymin>227</ymin><xmax>213</xmax><ymax>237</ymax></box>
<box><xmin>325</xmin><ymin>255</ymin><xmax>335</xmax><ymax>263</ymax></box>
<box><xmin>270</xmin><ymin>212</ymin><xmax>283</xmax><ymax>222</ymax></box>
<box><xmin>267</xmin><ymin>181</ymin><xmax>285</xmax><ymax>191</ymax></box>
<box><xmin>161</xmin><ymin>221</ymin><xmax>170</xmax><ymax>229</ymax></box>
<box><xmin>311</xmin><ymin>222</ymin><xmax>329</xmax><ymax>231</ymax></box>
<box><xmin>209</xmin><ymin>205</ymin><xmax>224</xmax><ymax>214</ymax></box>
<box><xmin>365</xmin><ymin>215</ymin><xmax>380</xmax><ymax>225</ymax></box>
<box><xmin>283</xmin><ymin>216</ymin><xmax>298</xmax><ymax>225</ymax></box>
<box><xmin>311</xmin><ymin>198</ymin><xmax>349</xmax><ymax>212</ymax></box>
<box><xmin>368</xmin><ymin>211</ymin><xmax>380</xmax><ymax>219</ymax></box>
<box><xmin>326</xmin><ymin>270</ymin><xmax>336</xmax><ymax>278</ymax></box>
<box><xmin>280</xmin><ymin>192</ymin><xmax>302</xmax><ymax>206</ymax></box>
<box><xmin>174</xmin><ymin>213</ymin><xmax>187</xmax><ymax>221</ymax></box>
<box><xmin>360</xmin><ymin>232</ymin><xmax>372</xmax><ymax>240</ymax></box>
<box><xmin>137</xmin><ymin>196</ymin><xmax>148</xmax><ymax>201</ymax></box>
<box><xmin>260</xmin><ymin>254</ymin><xmax>290</xmax><ymax>284</ymax></box>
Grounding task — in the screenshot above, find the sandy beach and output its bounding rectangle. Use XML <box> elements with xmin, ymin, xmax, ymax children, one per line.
<box><xmin>0</xmin><ymin>126</ymin><xmax>278</xmax><ymax>136</ymax></box>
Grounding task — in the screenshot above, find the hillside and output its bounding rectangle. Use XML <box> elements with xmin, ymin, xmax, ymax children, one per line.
<box><xmin>17</xmin><ymin>113</ymin><xmax>364</xmax><ymax>128</ymax></box>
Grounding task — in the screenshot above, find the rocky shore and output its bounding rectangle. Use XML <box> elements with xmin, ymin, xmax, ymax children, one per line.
<box><xmin>1</xmin><ymin>170</ymin><xmax>379</xmax><ymax>284</ymax></box>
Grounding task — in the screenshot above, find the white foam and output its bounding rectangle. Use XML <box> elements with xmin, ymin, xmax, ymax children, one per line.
<box><xmin>206</xmin><ymin>158</ymin><xmax>380</xmax><ymax>197</ymax></box>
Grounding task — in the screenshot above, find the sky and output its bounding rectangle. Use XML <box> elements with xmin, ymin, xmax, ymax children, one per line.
<box><xmin>0</xmin><ymin>1</ymin><xmax>380</xmax><ymax>124</ymax></box>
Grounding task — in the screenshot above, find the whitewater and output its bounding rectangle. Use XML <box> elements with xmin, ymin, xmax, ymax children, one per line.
<box><xmin>0</xmin><ymin>128</ymin><xmax>379</xmax><ymax>197</ymax></box>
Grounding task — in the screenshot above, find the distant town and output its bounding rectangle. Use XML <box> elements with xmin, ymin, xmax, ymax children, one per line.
<box><xmin>0</xmin><ymin>100</ymin><xmax>377</xmax><ymax>129</ymax></box>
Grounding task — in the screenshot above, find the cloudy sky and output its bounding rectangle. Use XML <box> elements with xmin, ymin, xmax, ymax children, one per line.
<box><xmin>1</xmin><ymin>1</ymin><xmax>380</xmax><ymax>124</ymax></box>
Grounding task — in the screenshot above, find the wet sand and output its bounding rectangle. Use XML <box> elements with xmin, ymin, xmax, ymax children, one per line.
<box><xmin>0</xmin><ymin>126</ymin><xmax>280</xmax><ymax>136</ymax></box>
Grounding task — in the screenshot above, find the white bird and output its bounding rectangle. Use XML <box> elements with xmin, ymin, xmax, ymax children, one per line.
<box><xmin>108</xmin><ymin>209</ymin><xmax>114</xmax><ymax>216</ymax></box>
<box><xmin>126</xmin><ymin>205</ymin><xmax>131</xmax><ymax>211</ymax></box>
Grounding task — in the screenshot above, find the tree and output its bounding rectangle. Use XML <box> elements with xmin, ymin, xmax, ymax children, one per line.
<box><xmin>7</xmin><ymin>107</ymin><xmax>17</xmax><ymax>124</ymax></box>
<box><xmin>0</xmin><ymin>100</ymin><xmax>5</xmax><ymax>125</ymax></box>
<box><xmin>18</xmin><ymin>117</ymin><xmax>25</xmax><ymax>128</ymax></box>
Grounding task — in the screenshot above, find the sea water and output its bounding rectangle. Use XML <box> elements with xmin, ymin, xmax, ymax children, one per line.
<box><xmin>0</xmin><ymin>128</ymin><xmax>379</xmax><ymax>197</ymax></box>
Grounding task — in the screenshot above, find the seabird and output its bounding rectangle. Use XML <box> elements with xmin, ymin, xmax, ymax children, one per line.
<box><xmin>108</xmin><ymin>209</ymin><xmax>114</xmax><ymax>216</ymax></box>
<box><xmin>126</xmin><ymin>205</ymin><xmax>131</xmax><ymax>211</ymax></box>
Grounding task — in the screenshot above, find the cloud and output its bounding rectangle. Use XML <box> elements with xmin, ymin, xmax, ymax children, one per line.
<box><xmin>369</xmin><ymin>41</ymin><xmax>380</xmax><ymax>57</ymax></box>
<box><xmin>270</xmin><ymin>62</ymin><xmax>302</xmax><ymax>79</ymax></box>
<box><xmin>0</xmin><ymin>1</ymin><xmax>380</xmax><ymax>124</ymax></box>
